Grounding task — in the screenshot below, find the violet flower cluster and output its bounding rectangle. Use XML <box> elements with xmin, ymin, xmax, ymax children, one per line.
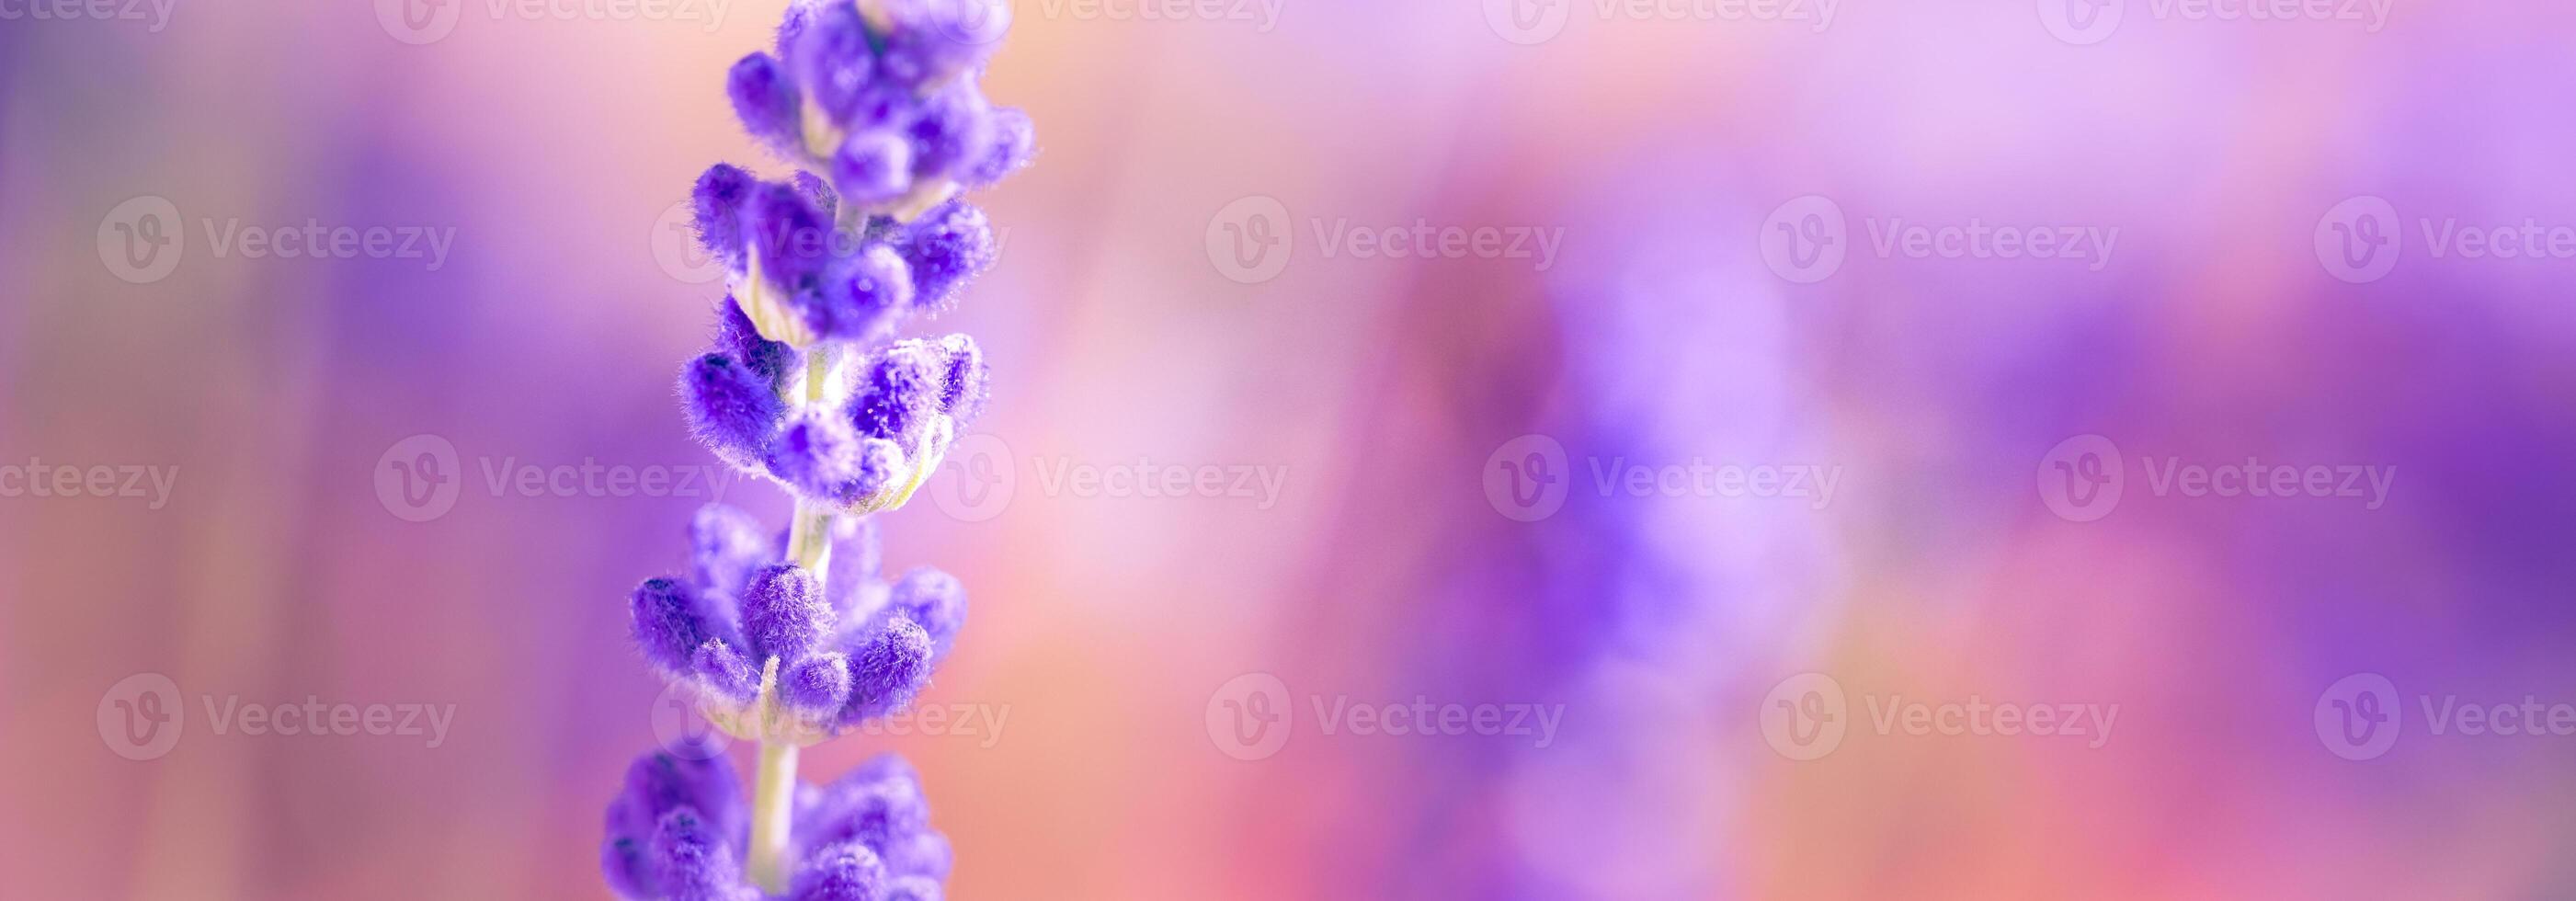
<box><xmin>604</xmin><ymin>750</ymin><xmax>954</xmax><ymax>901</ymax></box>
<box><xmin>607</xmin><ymin>1</ymin><xmax>1027</xmax><ymax>897</ymax></box>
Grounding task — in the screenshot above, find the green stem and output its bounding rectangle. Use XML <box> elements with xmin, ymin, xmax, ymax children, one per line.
<box><xmin>746</xmin><ymin>739</ymin><xmax>799</xmax><ymax>893</ymax></box>
<box><xmin>746</xmin><ymin>344</ymin><xmax>842</xmax><ymax>894</ymax></box>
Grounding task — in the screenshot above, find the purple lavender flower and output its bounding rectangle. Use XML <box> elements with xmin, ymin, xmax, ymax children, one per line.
<box><xmin>680</xmin><ymin>312</ymin><xmax>989</xmax><ymax>513</ymax></box>
<box><xmin>603</xmin><ymin>749</ymin><xmax>954</xmax><ymax>901</ymax></box>
<box><xmin>631</xmin><ymin>504</ymin><xmax>964</xmax><ymax>740</ymax></box>
<box><xmin>895</xmin><ymin>200</ymin><xmax>995</xmax><ymax>312</ymax></box>
<box><xmin>620</xmin><ymin>1</ymin><xmax>1023</xmax><ymax>895</ymax></box>
<box><xmin>728</xmin><ymin>52</ymin><xmax>804</xmax><ymax>154</ymax></box>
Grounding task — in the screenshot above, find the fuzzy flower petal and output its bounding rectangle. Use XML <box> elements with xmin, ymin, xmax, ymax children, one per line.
<box><xmin>743</xmin><ymin>564</ymin><xmax>836</xmax><ymax>663</ymax></box>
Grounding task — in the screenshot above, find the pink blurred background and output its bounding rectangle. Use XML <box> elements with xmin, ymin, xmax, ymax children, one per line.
<box><xmin>8</xmin><ymin>0</ymin><xmax>2576</xmax><ymax>898</ymax></box>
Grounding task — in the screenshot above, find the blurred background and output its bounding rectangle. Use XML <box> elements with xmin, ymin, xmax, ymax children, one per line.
<box><xmin>8</xmin><ymin>0</ymin><xmax>2576</xmax><ymax>897</ymax></box>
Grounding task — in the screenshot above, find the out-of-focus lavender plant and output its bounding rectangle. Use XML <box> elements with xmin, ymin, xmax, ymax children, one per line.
<box><xmin>607</xmin><ymin>1</ymin><xmax>1029</xmax><ymax>896</ymax></box>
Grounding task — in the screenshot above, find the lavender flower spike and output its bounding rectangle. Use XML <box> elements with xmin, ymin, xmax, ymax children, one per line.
<box><xmin>616</xmin><ymin>0</ymin><xmax>1024</xmax><ymax>895</ymax></box>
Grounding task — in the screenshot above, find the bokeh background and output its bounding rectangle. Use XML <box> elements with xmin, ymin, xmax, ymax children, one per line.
<box><xmin>8</xmin><ymin>0</ymin><xmax>2576</xmax><ymax>897</ymax></box>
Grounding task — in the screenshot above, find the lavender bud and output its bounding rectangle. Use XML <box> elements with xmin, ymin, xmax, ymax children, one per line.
<box><xmin>849</xmin><ymin>344</ymin><xmax>945</xmax><ymax>440</ymax></box>
<box><xmin>791</xmin><ymin>842</ymin><xmax>890</xmax><ymax>901</ymax></box>
<box><xmin>742</xmin><ymin>564</ymin><xmax>835</xmax><ymax>663</ymax></box>
<box><xmin>900</xmin><ymin>200</ymin><xmax>995</xmax><ymax>311</ymax></box>
<box><xmin>691</xmin><ymin>163</ymin><xmax>755</xmax><ymax>272</ymax></box>
<box><xmin>747</xmin><ymin>181</ymin><xmax>835</xmax><ymax>292</ymax></box>
<box><xmin>650</xmin><ymin>807</ymin><xmax>744</xmax><ymax>900</ymax></box>
<box><xmin>715</xmin><ymin>297</ymin><xmax>792</xmax><ymax>387</ymax></box>
<box><xmin>727</xmin><ymin>52</ymin><xmax>803</xmax><ymax>151</ymax></box>
<box><xmin>768</xmin><ymin>411</ymin><xmax>864</xmax><ymax>498</ymax></box>
<box><xmin>692</xmin><ymin>639</ymin><xmax>760</xmax><ymax>703</ymax></box>
<box><xmin>884</xmin><ymin>876</ymin><xmax>944</xmax><ymax>901</ymax></box>
<box><xmin>843</xmin><ymin>616</ymin><xmax>933</xmax><ymax>723</ymax></box>
<box><xmin>831</xmin><ymin>130</ymin><xmax>916</xmax><ymax>209</ymax></box>
<box><xmin>934</xmin><ymin>334</ymin><xmax>987</xmax><ymax>425</ymax></box>
<box><xmin>906</xmin><ymin>83</ymin><xmax>992</xmax><ymax>181</ymax></box>
<box><xmin>963</xmin><ymin>106</ymin><xmax>1033</xmax><ymax>188</ymax></box>
<box><xmin>808</xmin><ymin>243</ymin><xmax>915</xmax><ymax>342</ymax></box>
<box><xmin>631</xmin><ymin>577</ymin><xmax>720</xmax><ymax>675</ymax></box>
<box><xmin>884</xmin><ymin>830</ymin><xmax>953</xmax><ymax>880</ymax></box>
<box><xmin>884</xmin><ymin>567</ymin><xmax>966</xmax><ymax>664</ymax></box>
<box><xmin>784</xmin><ymin>651</ymin><xmax>856</xmax><ymax>715</ymax></box>
<box><xmin>793</xmin><ymin>0</ymin><xmax>877</xmax><ymax>124</ymax></box>
<box><xmin>681</xmin><ymin>353</ymin><xmax>785</xmax><ymax>471</ymax></box>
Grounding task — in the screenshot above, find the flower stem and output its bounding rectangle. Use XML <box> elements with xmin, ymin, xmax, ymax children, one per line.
<box><xmin>750</xmin><ymin>344</ymin><xmax>841</xmax><ymax>893</ymax></box>
<box><xmin>746</xmin><ymin>738</ymin><xmax>799</xmax><ymax>893</ymax></box>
